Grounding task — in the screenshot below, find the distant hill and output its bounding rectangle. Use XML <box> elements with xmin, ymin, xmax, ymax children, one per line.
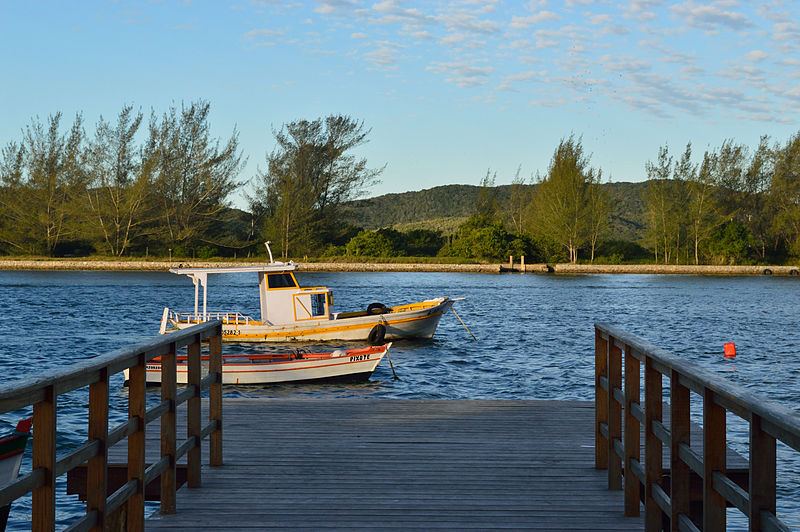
<box><xmin>344</xmin><ymin>182</ymin><xmax>648</xmax><ymax>243</ymax></box>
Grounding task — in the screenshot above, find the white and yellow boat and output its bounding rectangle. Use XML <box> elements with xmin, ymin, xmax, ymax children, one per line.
<box><xmin>161</xmin><ymin>245</ymin><xmax>458</xmax><ymax>343</ymax></box>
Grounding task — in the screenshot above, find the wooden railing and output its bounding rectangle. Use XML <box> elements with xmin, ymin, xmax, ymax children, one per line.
<box><xmin>0</xmin><ymin>321</ymin><xmax>223</xmax><ymax>532</ymax></box>
<box><xmin>595</xmin><ymin>323</ymin><xmax>800</xmax><ymax>531</ymax></box>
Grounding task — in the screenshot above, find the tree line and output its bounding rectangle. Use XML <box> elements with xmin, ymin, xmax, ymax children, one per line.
<box><xmin>344</xmin><ymin>132</ymin><xmax>800</xmax><ymax>265</ymax></box>
<box><xmin>1</xmin><ymin>103</ymin><xmax>799</xmax><ymax>265</ymax></box>
<box><xmin>0</xmin><ymin>101</ymin><xmax>245</xmax><ymax>257</ymax></box>
<box><xmin>642</xmin><ymin>136</ymin><xmax>800</xmax><ymax>265</ymax></box>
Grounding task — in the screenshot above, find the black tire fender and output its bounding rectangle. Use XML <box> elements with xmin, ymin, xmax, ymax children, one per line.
<box><xmin>367</xmin><ymin>302</ymin><xmax>389</xmax><ymax>315</ymax></box>
<box><xmin>368</xmin><ymin>323</ymin><xmax>386</xmax><ymax>345</ymax></box>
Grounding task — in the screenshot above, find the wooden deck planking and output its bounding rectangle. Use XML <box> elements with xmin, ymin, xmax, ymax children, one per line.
<box><xmin>144</xmin><ymin>399</ymin><xmax>642</xmax><ymax>530</ymax></box>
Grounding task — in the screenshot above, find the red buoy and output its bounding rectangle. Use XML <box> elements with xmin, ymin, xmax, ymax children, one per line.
<box><xmin>724</xmin><ymin>342</ymin><xmax>736</xmax><ymax>358</ymax></box>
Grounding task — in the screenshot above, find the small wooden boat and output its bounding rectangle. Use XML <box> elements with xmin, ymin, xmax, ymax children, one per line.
<box><xmin>126</xmin><ymin>344</ymin><xmax>391</xmax><ymax>385</ymax></box>
<box><xmin>1</xmin><ymin>418</ymin><xmax>32</xmax><ymax>532</ymax></box>
<box><xmin>160</xmin><ymin>242</ymin><xmax>459</xmax><ymax>343</ymax></box>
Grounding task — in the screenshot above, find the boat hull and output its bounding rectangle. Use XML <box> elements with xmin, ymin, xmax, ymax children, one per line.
<box><xmin>168</xmin><ymin>297</ymin><xmax>454</xmax><ymax>343</ymax></box>
<box><xmin>0</xmin><ymin>420</ymin><xmax>32</xmax><ymax>530</ymax></box>
<box><xmin>125</xmin><ymin>345</ymin><xmax>388</xmax><ymax>385</ymax></box>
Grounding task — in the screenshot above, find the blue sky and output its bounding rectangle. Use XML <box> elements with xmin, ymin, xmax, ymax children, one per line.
<box><xmin>2</xmin><ymin>0</ymin><xmax>799</xmax><ymax>208</ymax></box>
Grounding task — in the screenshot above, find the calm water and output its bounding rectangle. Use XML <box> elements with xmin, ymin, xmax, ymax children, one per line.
<box><xmin>1</xmin><ymin>270</ymin><xmax>799</xmax><ymax>529</ymax></box>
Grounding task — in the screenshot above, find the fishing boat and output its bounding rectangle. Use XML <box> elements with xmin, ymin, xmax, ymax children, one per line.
<box><xmin>126</xmin><ymin>343</ymin><xmax>391</xmax><ymax>385</ymax></box>
<box><xmin>1</xmin><ymin>418</ymin><xmax>32</xmax><ymax>531</ymax></box>
<box><xmin>160</xmin><ymin>243</ymin><xmax>458</xmax><ymax>343</ymax></box>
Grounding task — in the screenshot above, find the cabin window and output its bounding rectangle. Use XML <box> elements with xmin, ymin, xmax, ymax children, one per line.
<box><xmin>267</xmin><ymin>273</ymin><xmax>297</xmax><ymax>289</ymax></box>
<box><xmin>311</xmin><ymin>293</ymin><xmax>326</xmax><ymax>317</ymax></box>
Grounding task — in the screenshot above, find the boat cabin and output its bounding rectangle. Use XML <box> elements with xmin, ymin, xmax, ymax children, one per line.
<box><xmin>170</xmin><ymin>261</ymin><xmax>334</xmax><ymax>326</ymax></box>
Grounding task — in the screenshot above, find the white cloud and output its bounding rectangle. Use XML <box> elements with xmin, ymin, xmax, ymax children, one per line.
<box><xmin>444</xmin><ymin>11</ymin><xmax>502</xmax><ymax>34</ymax></box>
<box><xmin>625</xmin><ymin>0</ymin><xmax>661</xmax><ymax>22</ymax></box>
<box><xmin>234</xmin><ymin>0</ymin><xmax>797</xmax><ymax>125</ymax></box>
<box><xmin>602</xmin><ymin>25</ymin><xmax>631</xmax><ymax>35</ymax></box>
<box><xmin>244</xmin><ymin>28</ymin><xmax>284</xmax><ymax>40</ymax></box>
<box><xmin>600</xmin><ymin>55</ymin><xmax>652</xmax><ymax>74</ymax></box>
<box><xmin>744</xmin><ymin>50</ymin><xmax>768</xmax><ymax>62</ymax></box>
<box><xmin>509</xmin><ymin>11</ymin><xmax>559</xmax><ymax>29</ymax></box>
<box><xmin>496</xmin><ymin>70</ymin><xmax>545</xmax><ymax>90</ymax></box>
<box><xmin>535</xmin><ymin>38</ymin><xmax>559</xmax><ymax>48</ymax></box>
<box><xmin>671</xmin><ymin>2</ymin><xmax>755</xmax><ymax>31</ymax></box>
<box><xmin>363</xmin><ymin>41</ymin><xmax>403</xmax><ymax>69</ymax></box>
<box><xmin>772</xmin><ymin>21</ymin><xmax>800</xmax><ymax>45</ymax></box>
<box><xmin>369</xmin><ymin>0</ymin><xmax>434</xmax><ymax>26</ymax></box>
<box><xmin>313</xmin><ymin>0</ymin><xmax>357</xmax><ymax>16</ymax></box>
<box><xmin>427</xmin><ymin>60</ymin><xmax>494</xmax><ymax>87</ymax></box>
<box><xmin>786</xmin><ymin>85</ymin><xmax>800</xmax><ymax>100</ymax></box>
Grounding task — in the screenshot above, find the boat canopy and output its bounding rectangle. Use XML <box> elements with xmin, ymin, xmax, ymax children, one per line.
<box><xmin>170</xmin><ymin>259</ymin><xmax>297</xmax><ymax>322</ymax></box>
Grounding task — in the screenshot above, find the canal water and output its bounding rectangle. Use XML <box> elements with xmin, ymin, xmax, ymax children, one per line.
<box><xmin>0</xmin><ymin>270</ymin><xmax>798</xmax><ymax>529</ymax></box>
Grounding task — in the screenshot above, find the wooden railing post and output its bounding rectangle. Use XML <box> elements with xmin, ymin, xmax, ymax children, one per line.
<box><xmin>595</xmin><ymin>328</ymin><xmax>609</xmax><ymax>470</ymax></box>
<box><xmin>644</xmin><ymin>357</ymin><xmax>663</xmax><ymax>532</ymax></box>
<box><xmin>593</xmin><ymin>323</ymin><xmax>800</xmax><ymax>532</ymax></box>
<box><xmin>749</xmin><ymin>413</ymin><xmax>776</xmax><ymax>532</ymax></box>
<box><xmin>703</xmin><ymin>389</ymin><xmax>726</xmax><ymax>531</ymax></box>
<box><xmin>87</xmin><ymin>367</ymin><xmax>109</xmax><ymax>531</ymax></box>
<box><xmin>127</xmin><ymin>358</ymin><xmax>146</xmax><ymax>532</ymax></box>
<box><xmin>209</xmin><ymin>328</ymin><xmax>223</xmax><ymax>467</ymax></box>
<box><xmin>32</xmin><ymin>385</ymin><xmax>57</xmax><ymax>532</ymax></box>
<box><xmin>608</xmin><ymin>337</ymin><xmax>623</xmax><ymax>490</ymax></box>
<box><xmin>187</xmin><ymin>335</ymin><xmax>202</xmax><ymax>488</ymax></box>
<box><xmin>623</xmin><ymin>344</ymin><xmax>640</xmax><ymax>516</ymax></box>
<box><xmin>160</xmin><ymin>343</ymin><xmax>177</xmax><ymax>514</ymax></box>
<box><xmin>0</xmin><ymin>321</ymin><xmax>222</xmax><ymax>532</ymax></box>
<box><xmin>670</xmin><ymin>370</ymin><xmax>690</xmax><ymax>532</ymax></box>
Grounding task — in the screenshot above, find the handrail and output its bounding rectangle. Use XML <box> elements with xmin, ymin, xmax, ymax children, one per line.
<box><xmin>171</xmin><ymin>310</ymin><xmax>255</xmax><ymax>325</ymax></box>
<box><xmin>0</xmin><ymin>321</ymin><xmax>223</xmax><ymax>531</ymax></box>
<box><xmin>595</xmin><ymin>323</ymin><xmax>800</xmax><ymax>531</ymax></box>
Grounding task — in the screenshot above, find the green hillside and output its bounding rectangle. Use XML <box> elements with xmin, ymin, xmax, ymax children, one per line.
<box><xmin>344</xmin><ymin>182</ymin><xmax>648</xmax><ymax>243</ymax></box>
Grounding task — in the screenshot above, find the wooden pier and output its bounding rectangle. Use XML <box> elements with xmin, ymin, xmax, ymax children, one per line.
<box><xmin>4</xmin><ymin>323</ymin><xmax>800</xmax><ymax>530</ymax></box>
<box><xmin>144</xmin><ymin>398</ymin><xmax>642</xmax><ymax>530</ymax></box>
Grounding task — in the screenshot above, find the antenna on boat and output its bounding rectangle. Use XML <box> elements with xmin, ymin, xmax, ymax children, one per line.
<box><xmin>264</xmin><ymin>241</ymin><xmax>274</xmax><ymax>264</ymax></box>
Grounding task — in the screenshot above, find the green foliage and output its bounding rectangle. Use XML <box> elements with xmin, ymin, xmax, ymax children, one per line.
<box><xmin>403</xmin><ymin>229</ymin><xmax>445</xmax><ymax>256</ymax></box>
<box><xmin>0</xmin><ymin>101</ymin><xmax>248</xmax><ymax>259</ymax></box>
<box><xmin>3</xmin><ymin>102</ymin><xmax>800</xmax><ymax>267</ymax></box>
<box><xmin>344</xmin><ymin>185</ymin><xmax>507</xmax><ymax>232</ymax></box>
<box><xmin>249</xmin><ymin>115</ymin><xmax>383</xmax><ymax>259</ymax></box>
<box><xmin>708</xmin><ymin>221</ymin><xmax>755</xmax><ymax>264</ymax></box>
<box><xmin>438</xmin><ymin>215</ymin><xmax>544</xmax><ymax>261</ymax></box>
<box><xmin>0</xmin><ymin>112</ymin><xmax>89</xmax><ymax>255</ymax></box>
<box><xmin>196</xmin><ymin>246</ymin><xmax>219</xmax><ymax>259</ymax></box>
<box><xmin>770</xmin><ymin>131</ymin><xmax>800</xmax><ymax>258</ymax></box>
<box><xmin>528</xmin><ymin>135</ymin><xmax>608</xmax><ymax>263</ymax></box>
<box><xmin>594</xmin><ymin>239</ymin><xmax>651</xmax><ymax>264</ymax></box>
<box><xmin>149</xmin><ymin>100</ymin><xmax>245</xmax><ymax>249</ymax></box>
<box><xmin>640</xmin><ymin>136</ymin><xmax>799</xmax><ymax>265</ymax></box>
<box><xmin>343</xmin><ymin>227</ymin><xmax>444</xmax><ymax>257</ymax></box>
<box><xmin>346</xmin><ymin>229</ymin><xmax>397</xmax><ymax>257</ymax></box>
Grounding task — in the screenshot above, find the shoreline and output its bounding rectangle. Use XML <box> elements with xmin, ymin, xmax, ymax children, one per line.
<box><xmin>0</xmin><ymin>258</ymin><xmax>798</xmax><ymax>275</ymax></box>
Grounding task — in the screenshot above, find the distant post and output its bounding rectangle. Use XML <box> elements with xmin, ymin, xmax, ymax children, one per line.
<box><xmin>521</xmin><ymin>256</ymin><xmax>526</xmax><ymax>273</ymax></box>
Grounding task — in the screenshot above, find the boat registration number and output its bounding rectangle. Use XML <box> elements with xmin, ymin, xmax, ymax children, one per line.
<box><xmin>222</xmin><ymin>329</ymin><xmax>240</xmax><ymax>336</ymax></box>
<box><xmin>349</xmin><ymin>354</ymin><xmax>371</xmax><ymax>362</ymax></box>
